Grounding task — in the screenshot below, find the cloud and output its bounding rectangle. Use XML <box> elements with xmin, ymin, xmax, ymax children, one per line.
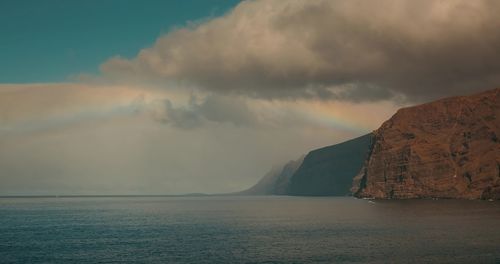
<box><xmin>0</xmin><ymin>83</ymin><xmax>143</xmax><ymax>130</ymax></box>
<box><xmin>101</xmin><ymin>0</ymin><xmax>500</xmax><ymax>102</ymax></box>
<box><xmin>0</xmin><ymin>83</ymin><xmax>396</xmax><ymax>134</ymax></box>
<box><xmin>151</xmin><ymin>94</ymin><xmax>258</xmax><ymax>129</ymax></box>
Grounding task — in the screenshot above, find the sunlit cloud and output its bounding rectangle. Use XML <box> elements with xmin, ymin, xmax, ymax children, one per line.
<box><xmin>101</xmin><ymin>0</ymin><xmax>500</xmax><ymax>102</ymax></box>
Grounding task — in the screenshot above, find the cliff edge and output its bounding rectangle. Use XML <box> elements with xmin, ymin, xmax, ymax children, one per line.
<box><xmin>352</xmin><ymin>88</ymin><xmax>500</xmax><ymax>199</ymax></box>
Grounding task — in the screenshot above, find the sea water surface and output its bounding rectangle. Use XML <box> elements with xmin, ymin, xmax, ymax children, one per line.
<box><xmin>0</xmin><ymin>196</ymin><xmax>499</xmax><ymax>263</ymax></box>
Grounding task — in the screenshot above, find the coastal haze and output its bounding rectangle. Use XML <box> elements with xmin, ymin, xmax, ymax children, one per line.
<box><xmin>1</xmin><ymin>0</ymin><xmax>500</xmax><ymax>195</ymax></box>
<box><xmin>1</xmin><ymin>1</ymin><xmax>500</xmax><ymax>263</ymax></box>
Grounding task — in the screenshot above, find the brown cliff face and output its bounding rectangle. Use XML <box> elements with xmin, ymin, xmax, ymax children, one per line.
<box><xmin>353</xmin><ymin>88</ymin><xmax>500</xmax><ymax>199</ymax></box>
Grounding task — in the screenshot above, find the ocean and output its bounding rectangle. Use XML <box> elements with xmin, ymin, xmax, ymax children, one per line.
<box><xmin>0</xmin><ymin>196</ymin><xmax>499</xmax><ymax>263</ymax></box>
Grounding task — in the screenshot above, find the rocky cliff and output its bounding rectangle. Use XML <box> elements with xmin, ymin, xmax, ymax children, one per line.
<box><xmin>237</xmin><ymin>156</ymin><xmax>304</xmax><ymax>195</ymax></box>
<box><xmin>352</xmin><ymin>88</ymin><xmax>500</xmax><ymax>199</ymax></box>
<box><xmin>272</xmin><ymin>157</ymin><xmax>304</xmax><ymax>195</ymax></box>
<box><xmin>240</xmin><ymin>134</ymin><xmax>372</xmax><ymax>196</ymax></box>
<box><xmin>288</xmin><ymin>134</ymin><xmax>372</xmax><ymax>196</ymax></box>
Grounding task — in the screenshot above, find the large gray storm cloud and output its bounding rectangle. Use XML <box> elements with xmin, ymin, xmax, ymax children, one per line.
<box><xmin>102</xmin><ymin>0</ymin><xmax>500</xmax><ymax>102</ymax></box>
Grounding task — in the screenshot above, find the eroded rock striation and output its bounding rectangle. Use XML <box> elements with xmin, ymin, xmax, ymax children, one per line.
<box><xmin>353</xmin><ymin>88</ymin><xmax>500</xmax><ymax>199</ymax></box>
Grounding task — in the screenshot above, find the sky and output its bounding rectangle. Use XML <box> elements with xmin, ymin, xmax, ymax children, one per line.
<box><xmin>0</xmin><ymin>0</ymin><xmax>241</xmax><ymax>83</ymax></box>
<box><xmin>1</xmin><ymin>0</ymin><xmax>499</xmax><ymax>195</ymax></box>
